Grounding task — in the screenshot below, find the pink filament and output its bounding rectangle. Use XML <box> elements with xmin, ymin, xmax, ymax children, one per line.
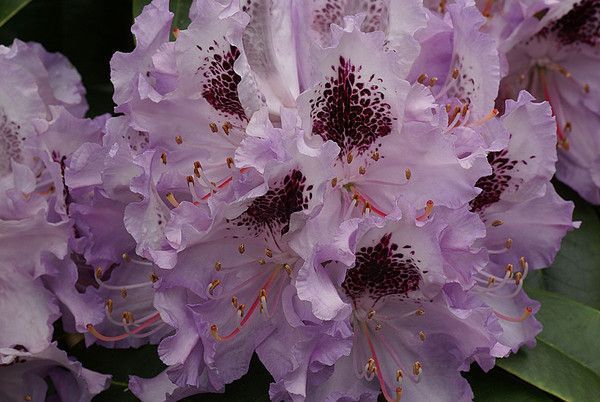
<box><xmin>86</xmin><ymin>312</ymin><xmax>162</xmax><ymax>342</ymax></box>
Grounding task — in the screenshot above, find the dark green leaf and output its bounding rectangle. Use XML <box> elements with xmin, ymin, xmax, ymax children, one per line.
<box><xmin>526</xmin><ymin>183</ymin><xmax>600</xmax><ymax>309</ymax></box>
<box><xmin>0</xmin><ymin>0</ymin><xmax>32</xmax><ymax>27</ymax></box>
<box><xmin>465</xmin><ymin>365</ymin><xmax>556</xmax><ymax>402</ymax></box>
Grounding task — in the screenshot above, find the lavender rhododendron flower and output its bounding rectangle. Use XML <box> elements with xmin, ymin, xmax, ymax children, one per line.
<box><xmin>0</xmin><ymin>0</ymin><xmax>586</xmax><ymax>401</ymax></box>
<box><xmin>480</xmin><ymin>0</ymin><xmax>600</xmax><ymax>204</ymax></box>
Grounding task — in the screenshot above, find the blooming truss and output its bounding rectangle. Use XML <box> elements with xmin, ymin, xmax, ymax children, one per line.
<box><xmin>2</xmin><ymin>0</ymin><xmax>594</xmax><ymax>401</ymax></box>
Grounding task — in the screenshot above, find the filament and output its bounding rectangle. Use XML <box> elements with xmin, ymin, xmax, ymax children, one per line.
<box><xmin>86</xmin><ymin>312</ymin><xmax>162</xmax><ymax>342</ymax></box>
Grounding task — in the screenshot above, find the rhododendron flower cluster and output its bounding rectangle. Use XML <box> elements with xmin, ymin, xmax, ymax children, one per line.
<box><xmin>1</xmin><ymin>0</ymin><xmax>588</xmax><ymax>401</ymax></box>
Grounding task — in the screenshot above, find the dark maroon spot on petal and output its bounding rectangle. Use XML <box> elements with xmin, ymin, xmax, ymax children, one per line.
<box><xmin>310</xmin><ymin>56</ymin><xmax>394</xmax><ymax>158</ymax></box>
<box><xmin>469</xmin><ymin>148</ymin><xmax>523</xmax><ymax>212</ymax></box>
<box><xmin>342</xmin><ymin>233</ymin><xmax>422</xmax><ymax>302</ymax></box>
<box><xmin>0</xmin><ymin>111</ymin><xmax>23</xmax><ymax>176</ymax></box>
<box><xmin>201</xmin><ymin>43</ymin><xmax>247</xmax><ymax>122</ymax></box>
<box><xmin>538</xmin><ymin>0</ymin><xmax>600</xmax><ymax>46</ymax></box>
<box><xmin>231</xmin><ymin>169</ymin><xmax>310</xmax><ymax>237</ymax></box>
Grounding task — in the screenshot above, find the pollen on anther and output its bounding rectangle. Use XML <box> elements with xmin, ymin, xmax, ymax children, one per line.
<box><xmin>371</xmin><ymin>152</ymin><xmax>380</xmax><ymax>161</ymax></box>
<box><xmin>514</xmin><ymin>272</ymin><xmax>523</xmax><ymax>285</ymax></box>
<box><xmin>209</xmin><ymin>122</ymin><xmax>218</xmax><ymax>133</ymax></box>
<box><xmin>505</xmin><ymin>238</ymin><xmax>513</xmax><ymax>249</ymax></box>
<box><xmin>283</xmin><ymin>263</ymin><xmax>292</xmax><ymax>275</ymax></box>
<box><xmin>122</xmin><ymin>311</ymin><xmax>134</xmax><ymax>324</ymax></box>
<box><xmin>161</xmin><ymin>152</ymin><xmax>167</xmax><ymax>164</ymax></box>
<box><xmin>417</xmin><ymin>73</ymin><xmax>428</xmax><ymax>84</ymax></box>
<box><xmin>214</xmin><ymin>261</ymin><xmax>222</xmax><ymax>271</ymax></box>
<box><xmin>413</xmin><ymin>361</ymin><xmax>422</xmax><ymax>376</ymax></box>
<box><xmin>222</xmin><ymin>121</ymin><xmax>232</xmax><ymax>135</ymax></box>
<box><xmin>208</xmin><ymin>279</ymin><xmax>221</xmax><ymax>295</ymax></box>
<box><xmin>506</xmin><ymin>263</ymin><xmax>514</xmax><ymax>274</ymax></box>
<box><xmin>105</xmin><ymin>298</ymin><xmax>113</xmax><ymax>313</ymax></box>
<box><xmin>491</xmin><ymin>219</ymin><xmax>504</xmax><ymax>227</ymax></box>
<box><xmin>428</xmin><ymin>77</ymin><xmax>438</xmax><ymax>87</ymax></box>
<box><xmin>238</xmin><ymin>244</ymin><xmax>246</xmax><ymax>254</ymax></box>
<box><xmin>175</xmin><ymin>135</ymin><xmax>183</xmax><ymax>145</ymax></box>
<box><xmin>415</xmin><ymin>308</ymin><xmax>425</xmax><ymax>316</ymax></box>
<box><xmin>367</xmin><ymin>309</ymin><xmax>376</xmax><ymax>319</ymax></box>
<box><xmin>187</xmin><ymin>175</ymin><xmax>194</xmax><ymax>185</ymax></box>
<box><xmin>331</xmin><ymin>177</ymin><xmax>338</xmax><ymax>187</ymax></box>
<box><xmin>226</xmin><ymin>157</ymin><xmax>234</xmax><ymax>169</ymax></box>
<box><xmin>396</xmin><ymin>369</ymin><xmax>404</xmax><ymax>383</ymax></box>
<box><xmin>347</xmin><ymin>152</ymin><xmax>353</xmax><ymax>164</ymax></box>
<box><xmin>405</xmin><ymin>168</ymin><xmax>411</xmax><ymax>180</ymax></box>
<box><xmin>519</xmin><ymin>256</ymin><xmax>527</xmax><ymax>270</ymax></box>
<box><xmin>418</xmin><ymin>330</ymin><xmax>426</xmax><ymax>341</ymax></box>
<box><xmin>452</xmin><ymin>68</ymin><xmax>459</xmax><ymax>80</ymax></box>
<box><xmin>265</xmin><ymin>248</ymin><xmax>273</xmax><ymax>258</ymax></box>
<box><xmin>95</xmin><ymin>267</ymin><xmax>103</xmax><ymax>279</ymax></box>
<box><xmin>150</xmin><ymin>273</ymin><xmax>159</xmax><ymax>283</ymax></box>
<box><xmin>358</xmin><ymin>166</ymin><xmax>366</xmax><ymax>175</ymax></box>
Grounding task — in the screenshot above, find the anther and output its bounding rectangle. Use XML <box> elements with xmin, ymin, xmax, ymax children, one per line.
<box><xmin>416</xmin><ymin>200</ymin><xmax>434</xmax><ymax>222</ymax></box>
<box><xmin>417</xmin><ymin>73</ymin><xmax>428</xmax><ymax>84</ymax></box>
<box><xmin>564</xmin><ymin>122</ymin><xmax>572</xmax><ymax>133</ymax></box>
<box><xmin>452</xmin><ymin>68</ymin><xmax>459</xmax><ymax>80</ymax></box>
<box><xmin>584</xmin><ymin>84</ymin><xmax>590</xmax><ymax>93</ymax></box>
<box><xmin>226</xmin><ymin>157</ymin><xmax>234</xmax><ymax>169</ymax></box>
<box><xmin>283</xmin><ymin>263</ymin><xmax>292</xmax><ymax>276</ymax></box>
<box><xmin>367</xmin><ymin>309</ymin><xmax>376</xmax><ymax>319</ymax></box>
<box><xmin>363</xmin><ymin>201</ymin><xmax>372</xmax><ymax>214</ymax></box>
<box><xmin>358</xmin><ymin>166</ymin><xmax>366</xmax><ymax>175</ymax></box>
<box><xmin>231</xmin><ymin>296</ymin><xmax>238</xmax><ymax>308</ymax></box>
<box><xmin>405</xmin><ymin>168</ymin><xmax>411</xmax><ymax>180</ymax></box>
<box><xmin>396</xmin><ymin>369</ymin><xmax>404</xmax><ymax>383</ymax></box>
<box><xmin>561</xmin><ymin>138</ymin><xmax>570</xmax><ymax>151</ymax></box>
<box><xmin>491</xmin><ymin>219</ymin><xmax>503</xmax><ymax>227</ymax></box>
<box><xmin>214</xmin><ymin>261</ymin><xmax>222</xmax><ymax>271</ymax></box>
<box><xmin>461</xmin><ymin>103</ymin><xmax>469</xmax><ymax>117</ymax></box>
<box><xmin>365</xmin><ymin>357</ymin><xmax>376</xmax><ymax>374</ymax></box>
<box><xmin>265</xmin><ymin>248</ymin><xmax>273</xmax><ymax>258</ymax></box>
<box><xmin>514</xmin><ymin>272</ymin><xmax>523</xmax><ymax>285</ymax></box>
<box><xmin>222</xmin><ymin>121</ymin><xmax>232</xmax><ymax>135</ymax></box>
<box><xmin>175</xmin><ymin>135</ymin><xmax>183</xmax><ymax>145</ymax></box>
<box><xmin>371</xmin><ymin>152</ymin><xmax>380</xmax><ymax>161</ymax></box>
<box><xmin>187</xmin><ymin>175</ymin><xmax>194</xmax><ymax>185</ymax></box>
<box><xmin>122</xmin><ymin>253</ymin><xmax>131</xmax><ymax>262</ymax></box>
<box><xmin>238</xmin><ymin>244</ymin><xmax>246</xmax><ymax>254</ymax></box>
<box><xmin>445</xmin><ymin>103</ymin><xmax>452</xmax><ymax>113</ymax></box>
<box><xmin>161</xmin><ymin>152</ymin><xmax>167</xmax><ymax>164</ymax></box>
<box><xmin>505</xmin><ymin>238</ymin><xmax>513</xmax><ymax>249</ymax></box>
<box><xmin>24</xmin><ymin>395</ymin><xmax>32</xmax><ymax>401</ymax></box>
<box><xmin>120</xmin><ymin>288</ymin><xmax>127</xmax><ymax>299</ymax></box>
<box><xmin>105</xmin><ymin>299</ymin><xmax>113</xmax><ymax>313</ymax></box>
<box><xmin>210</xmin><ymin>324</ymin><xmax>221</xmax><ymax>340</ymax></box>
<box><xmin>413</xmin><ymin>361</ymin><xmax>422</xmax><ymax>376</ymax></box>
<box><xmin>208</xmin><ymin>279</ymin><xmax>221</xmax><ymax>295</ymax></box>
<box><xmin>165</xmin><ymin>192</ymin><xmax>179</xmax><ymax>208</ymax></box>
<box><xmin>346</xmin><ymin>152</ymin><xmax>353</xmax><ymax>164</ymax></box>
<box><xmin>209</xmin><ymin>122</ymin><xmax>218</xmax><ymax>133</ymax></box>
<box><xmin>487</xmin><ymin>276</ymin><xmax>496</xmax><ymax>287</ymax></box>
<box><xmin>150</xmin><ymin>273</ymin><xmax>159</xmax><ymax>283</ymax></box>
<box><xmin>122</xmin><ymin>311</ymin><xmax>134</xmax><ymax>324</ymax></box>
<box><xmin>331</xmin><ymin>177</ymin><xmax>338</xmax><ymax>187</ymax></box>
<box><xmin>506</xmin><ymin>263</ymin><xmax>514</xmax><ymax>275</ymax></box>
<box><xmin>419</xmin><ymin>331</ymin><xmax>426</xmax><ymax>341</ymax></box>
<box><xmin>95</xmin><ymin>267</ymin><xmax>103</xmax><ymax>279</ymax></box>
<box><xmin>258</xmin><ymin>258</ymin><xmax>266</xmax><ymax>265</ymax></box>
<box><xmin>375</xmin><ymin>323</ymin><xmax>382</xmax><ymax>330</ymax></box>
<box><xmin>237</xmin><ymin>304</ymin><xmax>246</xmax><ymax>318</ymax></box>
<box><xmin>415</xmin><ymin>308</ymin><xmax>425</xmax><ymax>316</ymax></box>
<box><xmin>428</xmin><ymin>77</ymin><xmax>438</xmax><ymax>87</ymax></box>
<box><xmin>194</xmin><ymin>161</ymin><xmax>201</xmax><ymax>169</ymax></box>
<box><xmin>519</xmin><ymin>256</ymin><xmax>527</xmax><ymax>270</ymax></box>
<box><xmin>259</xmin><ymin>289</ymin><xmax>267</xmax><ymax>312</ymax></box>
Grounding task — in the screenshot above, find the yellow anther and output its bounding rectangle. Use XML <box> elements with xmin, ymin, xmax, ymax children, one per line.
<box><xmin>415</xmin><ymin>308</ymin><xmax>425</xmax><ymax>316</ymax></box>
<box><xmin>175</xmin><ymin>135</ymin><xmax>183</xmax><ymax>145</ymax></box>
<box><xmin>428</xmin><ymin>77</ymin><xmax>438</xmax><ymax>87</ymax></box>
<box><xmin>122</xmin><ymin>311</ymin><xmax>134</xmax><ymax>324</ymax></box>
<box><xmin>161</xmin><ymin>152</ymin><xmax>167</xmax><ymax>164</ymax></box>
<box><xmin>231</xmin><ymin>296</ymin><xmax>238</xmax><ymax>307</ymax></box>
<box><xmin>258</xmin><ymin>258</ymin><xmax>266</xmax><ymax>265</ymax></box>
<box><xmin>283</xmin><ymin>263</ymin><xmax>292</xmax><ymax>275</ymax></box>
<box><xmin>506</xmin><ymin>263</ymin><xmax>514</xmax><ymax>275</ymax></box>
<box><xmin>226</xmin><ymin>157</ymin><xmax>234</xmax><ymax>169</ymax></box>
<box><xmin>405</xmin><ymin>168</ymin><xmax>411</xmax><ymax>180</ymax></box>
<box><xmin>187</xmin><ymin>175</ymin><xmax>194</xmax><ymax>185</ymax></box>
<box><xmin>519</xmin><ymin>256</ymin><xmax>527</xmax><ymax>270</ymax></box>
<box><xmin>237</xmin><ymin>304</ymin><xmax>246</xmax><ymax>318</ymax></box>
<box><xmin>491</xmin><ymin>219</ymin><xmax>504</xmax><ymax>227</ymax></box>
<box><xmin>122</xmin><ymin>253</ymin><xmax>131</xmax><ymax>262</ymax></box>
<box><xmin>367</xmin><ymin>309</ymin><xmax>376</xmax><ymax>319</ymax></box>
<box><xmin>396</xmin><ymin>369</ymin><xmax>404</xmax><ymax>383</ymax></box>
<box><xmin>238</xmin><ymin>244</ymin><xmax>246</xmax><ymax>254</ymax></box>
<box><xmin>417</xmin><ymin>73</ymin><xmax>428</xmax><ymax>84</ymax></box>
<box><xmin>165</xmin><ymin>192</ymin><xmax>179</xmax><ymax>208</ymax></box>
<box><xmin>452</xmin><ymin>68</ymin><xmax>459</xmax><ymax>79</ymax></box>
<box><xmin>419</xmin><ymin>331</ymin><xmax>426</xmax><ymax>341</ymax></box>
<box><xmin>222</xmin><ymin>121</ymin><xmax>232</xmax><ymax>135</ymax></box>
<box><xmin>358</xmin><ymin>166</ymin><xmax>366</xmax><ymax>175</ymax></box>
<box><xmin>505</xmin><ymin>238</ymin><xmax>513</xmax><ymax>249</ymax></box>
<box><xmin>514</xmin><ymin>272</ymin><xmax>523</xmax><ymax>285</ymax></box>
<box><xmin>95</xmin><ymin>267</ymin><xmax>103</xmax><ymax>279</ymax></box>
<box><xmin>346</xmin><ymin>152</ymin><xmax>353</xmax><ymax>164</ymax></box>
<box><xmin>105</xmin><ymin>299</ymin><xmax>113</xmax><ymax>313</ymax></box>
<box><xmin>413</xmin><ymin>361</ymin><xmax>422</xmax><ymax>376</ymax></box>
<box><xmin>214</xmin><ymin>261</ymin><xmax>222</xmax><ymax>271</ymax></box>
<box><xmin>265</xmin><ymin>248</ymin><xmax>273</xmax><ymax>258</ymax></box>
<box><xmin>208</xmin><ymin>279</ymin><xmax>221</xmax><ymax>295</ymax></box>
<box><xmin>371</xmin><ymin>152</ymin><xmax>380</xmax><ymax>161</ymax></box>
<box><xmin>209</xmin><ymin>122</ymin><xmax>218</xmax><ymax>133</ymax></box>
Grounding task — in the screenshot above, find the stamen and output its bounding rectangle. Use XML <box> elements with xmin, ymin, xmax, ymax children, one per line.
<box><xmin>105</xmin><ymin>299</ymin><xmax>113</xmax><ymax>313</ymax></box>
<box><xmin>238</xmin><ymin>243</ymin><xmax>245</xmax><ymax>254</ymax></box>
<box><xmin>396</xmin><ymin>369</ymin><xmax>403</xmax><ymax>383</ymax></box>
<box><xmin>94</xmin><ymin>274</ymin><xmax>155</xmax><ymax>291</ymax></box>
<box><xmin>259</xmin><ymin>289</ymin><xmax>267</xmax><ymax>313</ymax></box>
<box><xmin>452</xmin><ymin>68</ymin><xmax>459</xmax><ymax>80</ymax></box>
<box><xmin>471</xmin><ymin>108</ymin><xmax>498</xmax><ymax>126</ymax></box>
<box><xmin>214</xmin><ymin>261</ymin><xmax>222</xmax><ymax>271</ymax></box>
<box><xmin>505</xmin><ymin>238</ymin><xmax>513</xmax><ymax>249</ymax></box>
<box><xmin>86</xmin><ymin>312</ymin><xmax>162</xmax><ymax>342</ymax></box>
<box><xmin>258</xmin><ymin>258</ymin><xmax>266</xmax><ymax>265</ymax></box>
<box><xmin>122</xmin><ymin>253</ymin><xmax>131</xmax><ymax>262</ymax></box>
<box><xmin>150</xmin><ymin>273</ymin><xmax>159</xmax><ymax>283</ymax></box>
<box><xmin>95</xmin><ymin>267</ymin><xmax>103</xmax><ymax>279</ymax></box>
<box><xmin>165</xmin><ymin>192</ymin><xmax>179</xmax><ymax>208</ymax></box>
<box><xmin>331</xmin><ymin>177</ymin><xmax>338</xmax><ymax>187</ymax></box>
<box><xmin>208</xmin><ymin>279</ymin><xmax>221</xmax><ymax>295</ymax></box>
<box><xmin>417</xmin><ymin>73</ymin><xmax>428</xmax><ymax>84</ymax></box>
<box><xmin>371</xmin><ymin>152</ymin><xmax>380</xmax><ymax>161</ymax></box>
<box><xmin>231</xmin><ymin>296</ymin><xmax>238</xmax><ymax>308</ymax></box>
<box><xmin>358</xmin><ymin>166</ymin><xmax>366</xmax><ymax>175</ymax></box>
<box><xmin>412</xmin><ymin>361</ymin><xmax>422</xmax><ymax>376</ymax></box>
<box><xmin>418</xmin><ymin>331</ymin><xmax>426</xmax><ymax>341</ymax></box>
<box><xmin>237</xmin><ymin>304</ymin><xmax>246</xmax><ymax>318</ymax></box>
<box><xmin>122</xmin><ymin>311</ymin><xmax>134</xmax><ymax>324</ymax></box>
<box><xmin>283</xmin><ymin>263</ymin><xmax>292</xmax><ymax>276</ymax></box>
<box><xmin>265</xmin><ymin>248</ymin><xmax>273</xmax><ymax>258</ymax></box>
<box><xmin>222</xmin><ymin>121</ymin><xmax>232</xmax><ymax>135</ymax></box>
<box><xmin>347</xmin><ymin>152</ymin><xmax>353</xmax><ymax>164</ymax></box>
<box><xmin>416</xmin><ymin>200</ymin><xmax>434</xmax><ymax>222</ymax></box>
<box><xmin>226</xmin><ymin>157</ymin><xmax>234</xmax><ymax>169</ymax></box>
<box><xmin>428</xmin><ymin>77</ymin><xmax>438</xmax><ymax>87</ymax></box>
<box><xmin>519</xmin><ymin>256</ymin><xmax>528</xmax><ymax>270</ymax></box>
<box><xmin>209</xmin><ymin>122</ymin><xmax>218</xmax><ymax>133</ymax></box>
<box><xmin>539</xmin><ymin>68</ymin><xmax>569</xmax><ymax>149</ymax></box>
<box><xmin>175</xmin><ymin>135</ymin><xmax>183</xmax><ymax>145</ymax></box>
<box><xmin>161</xmin><ymin>152</ymin><xmax>167</xmax><ymax>164</ymax></box>
<box><xmin>415</xmin><ymin>308</ymin><xmax>425</xmax><ymax>316</ymax></box>
<box><xmin>404</xmin><ymin>168</ymin><xmax>411</xmax><ymax>180</ymax></box>
<box><xmin>491</xmin><ymin>219</ymin><xmax>504</xmax><ymax>227</ymax></box>
<box><xmin>494</xmin><ymin>306</ymin><xmax>533</xmax><ymax>322</ymax></box>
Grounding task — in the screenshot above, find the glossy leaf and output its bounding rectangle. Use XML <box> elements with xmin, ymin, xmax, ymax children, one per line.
<box><xmin>465</xmin><ymin>366</ymin><xmax>556</xmax><ymax>402</ymax></box>
<box><xmin>0</xmin><ymin>0</ymin><xmax>31</xmax><ymax>28</ymax></box>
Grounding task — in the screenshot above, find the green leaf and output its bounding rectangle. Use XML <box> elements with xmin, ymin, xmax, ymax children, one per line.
<box><xmin>529</xmin><ymin>287</ymin><xmax>600</xmax><ymax>375</ymax></box>
<box><xmin>133</xmin><ymin>0</ymin><xmax>192</xmax><ymax>39</ymax></box>
<box><xmin>526</xmin><ymin>183</ymin><xmax>600</xmax><ymax>309</ymax></box>
<box><xmin>465</xmin><ymin>366</ymin><xmax>556</xmax><ymax>402</ymax></box>
<box><xmin>0</xmin><ymin>0</ymin><xmax>32</xmax><ymax>28</ymax></box>
<box><xmin>494</xmin><ymin>288</ymin><xmax>600</xmax><ymax>401</ymax></box>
